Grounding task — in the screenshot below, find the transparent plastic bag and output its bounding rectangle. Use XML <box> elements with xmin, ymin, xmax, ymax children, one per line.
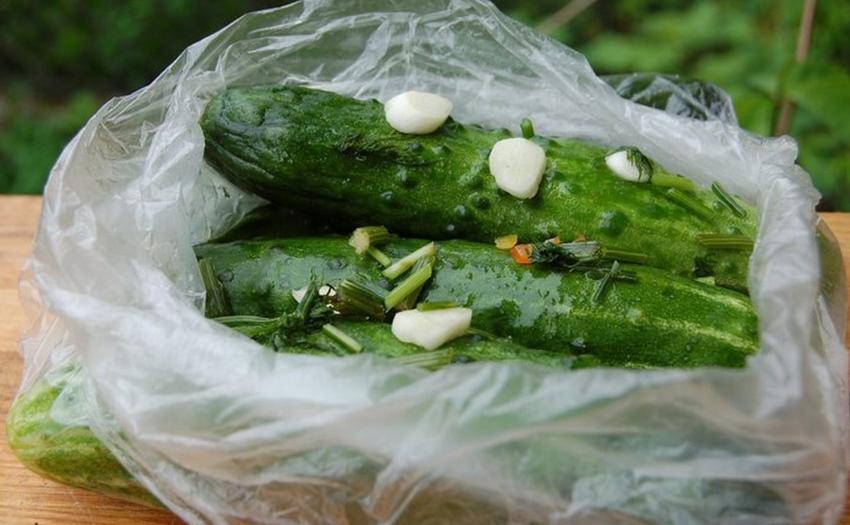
<box><xmin>10</xmin><ymin>0</ymin><xmax>848</xmax><ymax>523</ymax></box>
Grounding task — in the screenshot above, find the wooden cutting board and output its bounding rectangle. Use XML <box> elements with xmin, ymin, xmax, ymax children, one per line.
<box><xmin>1</xmin><ymin>195</ymin><xmax>848</xmax><ymax>524</ymax></box>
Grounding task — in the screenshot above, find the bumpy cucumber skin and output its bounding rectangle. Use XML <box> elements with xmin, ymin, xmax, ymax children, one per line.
<box><xmin>201</xmin><ymin>86</ymin><xmax>755</xmax><ymax>290</ymax></box>
<box><xmin>303</xmin><ymin>321</ymin><xmax>595</xmax><ymax>369</ymax></box>
<box><xmin>6</xmin><ymin>369</ymin><xmax>161</xmax><ymax>508</ymax></box>
<box><xmin>195</xmin><ymin>237</ymin><xmax>758</xmax><ymax>368</ymax></box>
<box><xmin>5</xmin><ymin>331</ymin><xmax>577</xmax><ymax>510</ymax></box>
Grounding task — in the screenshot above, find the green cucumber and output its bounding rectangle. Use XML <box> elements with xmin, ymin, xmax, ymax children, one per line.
<box><xmin>6</xmin><ymin>367</ymin><xmax>161</xmax><ymax>508</ymax></box>
<box><xmin>195</xmin><ymin>237</ymin><xmax>758</xmax><ymax>368</ymax></box>
<box><xmin>303</xmin><ymin>321</ymin><xmax>595</xmax><ymax>369</ymax></box>
<box><xmin>6</xmin><ymin>328</ymin><xmax>583</xmax><ymax>507</ymax></box>
<box><xmin>201</xmin><ymin>86</ymin><xmax>756</xmax><ymax>290</ymax></box>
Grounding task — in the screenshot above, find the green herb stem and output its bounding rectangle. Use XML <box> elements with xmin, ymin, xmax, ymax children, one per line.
<box><xmin>651</xmin><ymin>172</ymin><xmax>696</xmax><ymax>193</ymax></box>
<box><xmin>367</xmin><ymin>246</ymin><xmax>392</xmax><ymax>267</ymax></box>
<box><xmin>322</xmin><ymin>323</ymin><xmax>363</xmax><ymax>353</ymax></box>
<box><xmin>602</xmin><ymin>248</ymin><xmax>649</xmax><ymax>265</ymax></box>
<box><xmin>214</xmin><ymin>314</ymin><xmax>274</xmax><ymax>327</ymax></box>
<box><xmin>391</xmin><ymin>349</ymin><xmax>454</xmax><ymax>370</ymax></box>
<box><xmin>294</xmin><ymin>280</ymin><xmax>319</xmax><ymax>321</ymax></box>
<box><xmin>591</xmin><ymin>261</ymin><xmax>618</xmax><ymax>305</ymax></box>
<box><xmin>395</xmin><ymin>256</ymin><xmax>435</xmax><ymax>311</ymax></box>
<box><xmin>338</xmin><ymin>278</ymin><xmax>386</xmax><ymax>319</ymax></box>
<box><xmin>199</xmin><ymin>258</ymin><xmax>230</xmax><ymax>318</ymax></box>
<box><xmin>665</xmin><ymin>188</ymin><xmax>715</xmax><ymax>222</ymax></box>
<box><xmin>711</xmin><ymin>182</ymin><xmax>747</xmax><ymax>218</ymax></box>
<box><xmin>417</xmin><ymin>301</ymin><xmax>460</xmax><ymax>311</ymax></box>
<box><xmin>213</xmin><ymin>314</ymin><xmax>282</xmax><ymax>339</ymax></box>
<box><xmin>383</xmin><ymin>242</ymin><xmax>438</xmax><ymax>280</ymax></box>
<box><xmin>697</xmin><ymin>234</ymin><xmax>754</xmax><ymax>251</ymax></box>
<box><xmin>520</xmin><ymin>118</ymin><xmax>535</xmax><ymax>139</ymax></box>
<box><xmin>349</xmin><ymin>226</ymin><xmax>391</xmax><ymax>255</ymax></box>
<box><xmin>385</xmin><ymin>262</ymin><xmax>434</xmax><ymax>310</ymax></box>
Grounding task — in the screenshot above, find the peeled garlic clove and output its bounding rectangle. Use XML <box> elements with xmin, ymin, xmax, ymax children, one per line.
<box><xmin>384</xmin><ymin>91</ymin><xmax>453</xmax><ymax>134</ymax></box>
<box><xmin>391</xmin><ymin>307</ymin><xmax>472</xmax><ymax>350</ymax></box>
<box><xmin>488</xmin><ymin>137</ymin><xmax>546</xmax><ymax>199</ymax></box>
<box><xmin>605</xmin><ymin>148</ymin><xmax>651</xmax><ymax>183</ymax></box>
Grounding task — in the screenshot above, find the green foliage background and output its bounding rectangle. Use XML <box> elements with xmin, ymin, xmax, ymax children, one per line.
<box><xmin>1</xmin><ymin>1</ymin><xmax>848</xmax><ymax>208</ymax></box>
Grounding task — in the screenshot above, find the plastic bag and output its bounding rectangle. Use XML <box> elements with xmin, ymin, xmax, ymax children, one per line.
<box><xmin>11</xmin><ymin>0</ymin><xmax>848</xmax><ymax>523</ymax></box>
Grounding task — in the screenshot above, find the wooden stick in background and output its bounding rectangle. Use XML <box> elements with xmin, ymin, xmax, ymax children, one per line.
<box><xmin>774</xmin><ymin>0</ymin><xmax>818</xmax><ymax>136</ymax></box>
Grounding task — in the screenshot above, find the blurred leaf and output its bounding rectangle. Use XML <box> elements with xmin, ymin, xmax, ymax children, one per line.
<box><xmin>785</xmin><ymin>63</ymin><xmax>850</xmax><ymax>142</ymax></box>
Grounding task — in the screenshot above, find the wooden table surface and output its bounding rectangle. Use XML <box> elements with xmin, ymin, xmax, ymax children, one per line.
<box><xmin>1</xmin><ymin>194</ymin><xmax>849</xmax><ymax>524</ymax></box>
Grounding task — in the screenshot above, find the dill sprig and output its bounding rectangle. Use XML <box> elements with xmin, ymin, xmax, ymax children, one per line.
<box><xmin>530</xmin><ymin>240</ymin><xmax>603</xmax><ymax>267</ymax></box>
<box><xmin>531</xmin><ymin>241</ymin><xmax>649</xmax><ymax>269</ymax></box>
<box><xmin>710</xmin><ymin>182</ymin><xmax>747</xmax><ymax>218</ymax></box>
<box><xmin>214</xmin><ymin>277</ymin><xmax>334</xmax><ymax>350</ymax></box>
<box><xmin>590</xmin><ymin>261</ymin><xmax>637</xmax><ymax>305</ymax></box>
<box><xmin>622</xmin><ymin>147</ymin><xmax>654</xmax><ymax>182</ymax></box>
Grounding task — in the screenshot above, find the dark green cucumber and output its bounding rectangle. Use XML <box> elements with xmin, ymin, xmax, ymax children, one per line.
<box><xmin>303</xmin><ymin>321</ymin><xmax>596</xmax><ymax>369</ymax></box>
<box><xmin>195</xmin><ymin>237</ymin><xmax>758</xmax><ymax>368</ymax></box>
<box><xmin>201</xmin><ymin>86</ymin><xmax>756</xmax><ymax>290</ymax></box>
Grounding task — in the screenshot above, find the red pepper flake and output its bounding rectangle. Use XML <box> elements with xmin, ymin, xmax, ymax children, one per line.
<box><xmin>511</xmin><ymin>244</ymin><xmax>533</xmax><ymax>265</ymax></box>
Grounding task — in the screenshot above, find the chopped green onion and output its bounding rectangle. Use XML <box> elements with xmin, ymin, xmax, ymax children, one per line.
<box><xmin>199</xmin><ymin>259</ymin><xmax>230</xmax><ymax>318</ymax></box>
<box><xmin>367</xmin><ymin>246</ymin><xmax>392</xmax><ymax>267</ymax></box>
<box><xmin>391</xmin><ymin>349</ymin><xmax>454</xmax><ymax>370</ymax></box>
<box><xmin>601</xmin><ymin>248</ymin><xmax>649</xmax><ymax>265</ymax></box>
<box><xmin>385</xmin><ymin>263</ymin><xmax>434</xmax><ymax>310</ymax></box>
<box><xmin>417</xmin><ymin>301</ymin><xmax>460</xmax><ymax>311</ymax></box>
<box><xmin>695</xmin><ymin>276</ymin><xmax>716</xmax><ymax>285</ymax></box>
<box><xmin>322</xmin><ymin>323</ymin><xmax>363</xmax><ymax>353</ymax></box>
<box><xmin>349</xmin><ymin>226</ymin><xmax>391</xmax><ymax>255</ymax></box>
<box><xmin>697</xmin><ymin>233</ymin><xmax>754</xmax><ymax>251</ymax></box>
<box><xmin>651</xmin><ymin>172</ymin><xmax>696</xmax><ymax>193</ymax></box>
<box><xmin>338</xmin><ymin>278</ymin><xmax>386</xmax><ymax>319</ymax></box>
<box><xmin>383</xmin><ymin>242</ymin><xmax>438</xmax><ymax>280</ymax></box>
<box><xmin>294</xmin><ymin>280</ymin><xmax>319</xmax><ymax>322</ymax></box>
<box><xmin>520</xmin><ymin>118</ymin><xmax>535</xmax><ymax>139</ymax></box>
<box><xmin>665</xmin><ymin>188</ymin><xmax>714</xmax><ymax>222</ymax></box>
<box><xmin>395</xmin><ymin>256</ymin><xmax>435</xmax><ymax>311</ymax></box>
<box><xmin>711</xmin><ymin>182</ymin><xmax>747</xmax><ymax>218</ymax></box>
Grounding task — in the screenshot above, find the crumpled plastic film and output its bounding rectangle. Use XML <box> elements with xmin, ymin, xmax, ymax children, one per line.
<box><xmin>13</xmin><ymin>0</ymin><xmax>849</xmax><ymax>523</ymax></box>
